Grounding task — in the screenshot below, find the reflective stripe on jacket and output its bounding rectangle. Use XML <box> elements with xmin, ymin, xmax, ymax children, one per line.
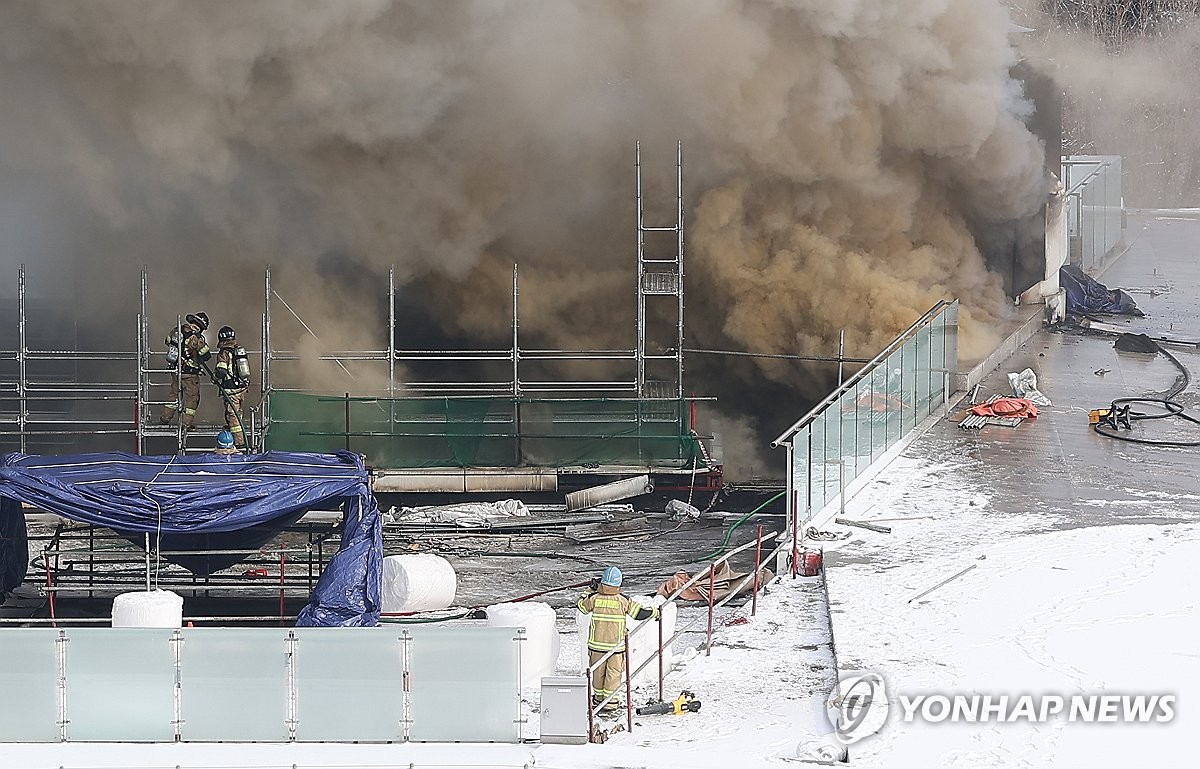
<box><xmin>577</xmin><ymin>584</ymin><xmax>648</xmax><ymax>652</ymax></box>
<box><xmin>215</xmin><ymin>341</ymin><xmax>247</xmax><ymax>393</ymax></box>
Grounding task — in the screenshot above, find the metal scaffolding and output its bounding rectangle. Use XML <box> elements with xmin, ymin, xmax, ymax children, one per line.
<box><xmin>0</xmin><ymin>264</ymin><xmax>140</xmax><ymax>454</ymax></box>
<box><xmin>0</xmin><ymin>143</ymin><xmax>702</xmax><ymax>463</ymax></box>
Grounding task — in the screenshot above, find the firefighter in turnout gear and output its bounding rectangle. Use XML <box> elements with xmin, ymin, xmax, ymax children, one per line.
<box><xmin>577</xmin><ymin>566</ymin><xmax>658</xmax><ymax>711</ymax></box>
<box><xmin>159</xmin><ymin>312</ymin><xmax>211</xmax><ymax>429</ymax></box>
<box><xmin>213</xmin><ymin>326</ymin><xmax>250</xmax><ymax>448</ymax></box>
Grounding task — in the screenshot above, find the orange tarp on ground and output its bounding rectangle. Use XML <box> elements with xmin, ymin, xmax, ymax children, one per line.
<box><xmin>970</xmin><ymin>398</ymin><xmax>1038</xmax><ymax>419</ymax></box>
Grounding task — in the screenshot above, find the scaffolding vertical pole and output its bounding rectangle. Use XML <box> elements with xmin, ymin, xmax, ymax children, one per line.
<box><xmin>635</xmin><ymin>141</ymin><xmax>646</xmax><ymax>398</ymax></box>
<box><xmin>175</xmin><ymin>315</ymin><xmax>184</xmax><ymax>454</ymax></box>
<box><xmin>133</xmin><ymin>316</ymin><xmax>141</xmax><ymax>454</ymax></box>
<box><xmin>512</xmin><ymin>264</ymin><xmax>521</xmax><ymax>466</ymax></box>
<box><xmin>263</xmin><ymin>267</ymin><xmax>272</xmax><ymax>398</ymax></box>
<box><xmin>676</xmin><ymin>140</ymin><xmax>685</xmax><ymax>401</ymax></box>
<box><xmin>18</xmin><ymin>264</ymin><xmax>26</xmax><ymax>453</ymax></box>
<box><xmin>388</xmin><ymin>266</ymin><xmax>396</xmax><ymax>398</ymax></box>
<box><xmin>138</xmin><ymin>269</ymin><xmax>148</xmax><ymax>454</ymax></box>
<box><xmin>262</xmin><ymin>266</ymin><xmax>272</xmax><ymax>439</ymax></box>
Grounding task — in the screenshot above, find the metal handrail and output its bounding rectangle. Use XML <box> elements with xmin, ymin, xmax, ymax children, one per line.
<box><xmin>585</xmin><ymin>527</ymin><xmax>779</xmax><ymax>730</ymax></box>
<box><xmin>1065</xmin><ymin>161</ymin><xmax>1111</xmax><ymax>198</ymax></box>
<box><xmin>771</xmin><ymin>300</ymin><xmax>953</xmax><ymax>445</ymax></box>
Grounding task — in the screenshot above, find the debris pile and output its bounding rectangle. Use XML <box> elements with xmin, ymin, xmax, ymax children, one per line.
<box><xmin>959</xmin><ymin>395</ymin><xmax>1039</xmax><ymax>429</ymax></box>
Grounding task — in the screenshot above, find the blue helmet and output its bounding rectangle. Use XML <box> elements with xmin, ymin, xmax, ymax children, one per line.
<box><xmin>601</xmin><ymin>566</ymin><xmax>623</xmax><ymax>587</ymax></box>
<box><xmin>216</xmin><ymin>430</ymin><xmax>235</xmax><ymax>449</ymax></box>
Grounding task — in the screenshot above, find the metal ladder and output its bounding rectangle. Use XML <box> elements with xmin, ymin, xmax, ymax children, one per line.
<box><xmin>635</xmin><ymin>140</ymin><xmax>685</xmax><ymax>402</ymax></box>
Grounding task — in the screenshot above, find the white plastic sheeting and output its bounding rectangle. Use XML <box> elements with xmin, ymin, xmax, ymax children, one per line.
<box><xmin>576</xmin><ymin>594</ymin><xmax>677</xmax><ymax>687</ymax></box>
<box><xmin>111</xmin><ymin>590</ymin><xmax>184</xmax><ymax>628</ymax></box>
<box><xmin>392</xmin><ymin>499</ymin><xmax>531</xmax><ymax>527</ymax></box>
<box><xmin>1008</xmin><ymin>368</ymin><xmax>1052</xmax><ymax>406</ymax></box>
<box><xmin>485</xmin><ymin>601</ymin><xmax>560</xmax><ymax>687</ymax></box>
<box><xmin>380</xmin><ymin>554</ymin><xmax>457</xmax><ymax>613</ymax></box>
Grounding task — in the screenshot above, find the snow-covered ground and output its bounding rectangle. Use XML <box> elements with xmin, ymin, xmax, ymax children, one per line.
<box><xmin>824</xmin><ymin>445</ymin><xmax>1200</xmax><ymax>767</ymax></box>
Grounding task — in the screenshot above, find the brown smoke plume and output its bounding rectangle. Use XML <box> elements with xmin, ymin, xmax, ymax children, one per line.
<box><xmin>0</xmin><ymin>1</ymin><xmax>1049</xmax><ymax>470</ymax></box>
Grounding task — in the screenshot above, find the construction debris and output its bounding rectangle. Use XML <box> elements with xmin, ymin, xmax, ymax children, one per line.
<box><xmin>958</xmin><ymin>395</ymin><xmax>1037</xmax><ymax>429</ymax></box>
<box><xmin>665</xmin><ymin>499</ymin><xmax>702</xmax><ymax>521</ymax></box>
<box><xmin>391</xmin><ymin>499</ymin><xmax>531</xmax><ymax>528</ymax></box>
<box><xmin>806</xmin><ymin>527</ymin><xmax>850</xmax><ymax>542</ymax></box>
<box><xmin>564</xmin><ymin>517</ymin><xmax>658</xmax><ymax>544</ymax></box>
<box><xmin>565</xmin><ymin>475</ymin><xmax>653</xmax><ymax>512</ymax></box>
<box><xmin>908</xmin><ymin>563</ymin><xmax>978</xmax><ymax>604</ymax></box>
<box><xmin>656</xmin><ymin>562</ymin><xmax>774</xmax><ymax>602</ymax></box>
<box><xmin>833</xmin><ymin>517</ymin><xmax>892</xmax><ymax>534</ymax></box>
<box><xmin>1008</xmin><ymin>368</ymin><xmax>1052</xmax><ymax>406</ymax></box>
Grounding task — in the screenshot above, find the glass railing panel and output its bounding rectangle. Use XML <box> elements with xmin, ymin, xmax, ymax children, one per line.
<box><xmin>293</xmin><ymin>628</ymin><xmax>404</xmax><ymax>742</ymax></box>
<box><xmin>64</xmin><ymin>628</ymin><xmax>176</xmax><ymax>742</ymax></box>
<box><xmin>178</xmin><ymin>628</ymin><xmax>291</xmax><ymax>741</ymax></box>
<box><xmin>407</xmin><ymin>626</ymin><xmax>520</xmax><ymax>742</ymax></box>
<box><xmin>0</xmin><ymin>629</ymin><xmax>61</xmax><ymax>742</ymax></box>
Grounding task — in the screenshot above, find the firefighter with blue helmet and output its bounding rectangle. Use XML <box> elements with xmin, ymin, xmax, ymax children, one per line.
<box><xmin>213</xmin><ymin>325</ymin><xmax>250</xmax><ymax>448</ymax></box>
<box><xmin>213</xmin><ymin>430</ymin><xmax>238</xmax><ymax>456</ymax></box>
<box><xmin>577</xmin><ymin>565</ymin><xmax>657</xmax><ymax>711</ymax></box>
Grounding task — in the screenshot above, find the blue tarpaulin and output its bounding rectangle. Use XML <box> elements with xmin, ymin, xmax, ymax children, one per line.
<box><xmin>0</xmin><ymin>450</ymin><xmax>381</xmax><ymax>627</ymax></box>
<box><xmin>1060</xmin><ymin>265</ymin><xmax>1142</xmax><ymax>316</ymax></box>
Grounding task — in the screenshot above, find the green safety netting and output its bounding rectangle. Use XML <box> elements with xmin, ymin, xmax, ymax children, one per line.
<box><xmin>264</xmin><ymin>392</ymin><xmax>702</xmax><ymax>470</ymax></box>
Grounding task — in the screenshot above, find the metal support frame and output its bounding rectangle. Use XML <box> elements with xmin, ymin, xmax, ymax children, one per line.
<box><xmin>3</xmin><ymin>144</ymin><xmax>704</xmax><ymax>463</ymax></box>
<box><xmin>0</xmin><ymin>264</ymin><xmax>139</xmax><ymax>453</ymax></box>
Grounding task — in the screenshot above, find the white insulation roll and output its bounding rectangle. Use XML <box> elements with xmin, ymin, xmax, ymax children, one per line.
<box><xmin>485</xmin><ymin>601</ymin><xmax>560</xmax><ymax>687</ymax></box>
<box><xmin>575</xmin><ymin>595</ymin><xmax>676</xmax><ymax>687</ymax></box>
<box><xmin>381</xmin><ymin>553</ymin><xmax>457</xmax><ymax>613</ymax></box>
<box><xmin>111</xmin><ymin>590</ymin><xmax>184</xmax><ymax>628</ymax></box>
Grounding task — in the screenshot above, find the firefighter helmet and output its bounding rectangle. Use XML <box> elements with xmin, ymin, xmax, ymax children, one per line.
<box><xmin>215</xmin><ymin>430</ymin><xmax>235</xmax><ymax>450</ymax></box>
<box><xmin>601</xmin><ymin>566</ymin><xmax>623</xmax><ymax>587</ymax></box>
<box><xmin>218</xmin><ymin>325</ymin><xmax>236</xmax><ymax>342</ymax></box>
<box><xmin>186</xmin><ymin>312</ymin><xmax>210</xmax><ymax>331</ymax></box>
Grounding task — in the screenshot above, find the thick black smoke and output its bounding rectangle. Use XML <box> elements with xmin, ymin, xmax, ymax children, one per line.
<box><xmin>0</xmin><ymin>1</ymin><xmax>1049</xmax><ymax>471</ymax></box>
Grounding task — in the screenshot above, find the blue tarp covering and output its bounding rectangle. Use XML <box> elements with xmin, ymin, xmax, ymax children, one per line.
<box><xmin>0</xmin><ymin>450</ymin><xmax>381</xmax><ymax>627</ymax></box>
<box><xmin>1060</xmin><ymin>265</ymin><xmax>1142</xmax><ymax>316</ymax></box>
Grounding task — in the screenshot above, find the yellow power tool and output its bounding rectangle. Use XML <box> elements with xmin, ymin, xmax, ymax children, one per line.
<box><xmin>635</xmin><ymin>690</ymin><xmax>702</xmax><ymax>716</ymax></box>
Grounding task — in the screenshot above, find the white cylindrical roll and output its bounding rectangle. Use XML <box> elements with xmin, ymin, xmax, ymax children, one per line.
<box><xmin>486</xmin><ymin>601</ymin><xmax>560</xmax><ymax>687</ymax></box>
<box><xmin>381</xmin><ymin>553</ymin><xmax>457</xmax><ymax>613</ymax></box>
<box><xmin>111</xmin><ymin>590</ymin><xmax>184</xmax><ymax>628</ymax></box>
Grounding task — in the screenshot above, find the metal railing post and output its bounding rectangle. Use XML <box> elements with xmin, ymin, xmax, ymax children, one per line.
<box><xmin>586</xmin><ymin>670</ymin><xmax>595</xmax><ymax>743</ymax></box>
<box><xmin>623</xmin><ymin>630</ymin><xmax>633</xmax><ymax>733</ymax></box>
<box><xmin>657</xmin><ymin>612</ymin><xmax>664</xmax><ymax>701</ymax></box>
<box><xmin>791</xmin><ymin>492</ymin><xmax>800</xmax><ymax>578</ymax></box>
<box><xmin>44</xmin><ymin>547</ymin><xmax>56</xmax><ymax>627</ymax></box>
<box><xmin>706</xmin><ymin>563</ymin><xmax>715</xmax><ymax>655</ymax></box>
<box><xmin>752</xmin><ymin>524</ymin><xmax>763</xmax><ymax>616</ymax></box>
<box><xmin>278</xmin><ymin>549</ymin><xmax>286</xmax><ymax>626</ymax></box>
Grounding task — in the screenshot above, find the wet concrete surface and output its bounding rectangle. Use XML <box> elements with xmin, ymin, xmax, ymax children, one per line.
<box><xmin>901</xmin><ymin>211</ymin><xmax>1200</xmax><ymax>533</ymax></box>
